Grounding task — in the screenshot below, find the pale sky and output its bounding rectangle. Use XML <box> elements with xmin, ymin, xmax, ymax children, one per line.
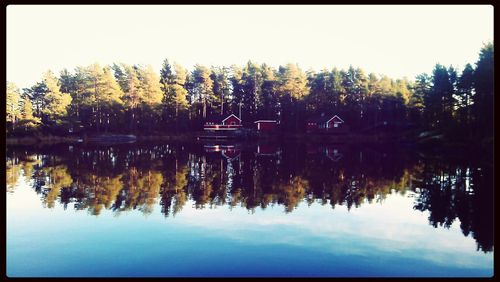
<box><xmin>7</xmin><ymin>5</ymin><xmax>493</xmax><ymax>89</ymax></box>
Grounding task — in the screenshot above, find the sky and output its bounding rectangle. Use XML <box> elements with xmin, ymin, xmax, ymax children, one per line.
<box><xmin>6</xmin><ymin>5</ymin><xmax>494</xmax><ymax>89</ymax></box>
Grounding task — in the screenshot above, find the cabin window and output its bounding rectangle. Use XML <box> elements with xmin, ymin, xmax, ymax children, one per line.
<box><xmin>231</xmin><ymin>121</ymin><xmax>236</xmax><ymax>125</ymax></box>
<box><xmin>334</xmin><ymin>123</ymin><xmax>338</xmax><ymax>128</ymax></box>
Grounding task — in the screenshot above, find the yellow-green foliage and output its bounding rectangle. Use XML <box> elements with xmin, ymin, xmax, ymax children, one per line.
<box><xmin>42</xmin><ymin>71</ymin><xmax>72</xmax><ymax>123</ymax></box>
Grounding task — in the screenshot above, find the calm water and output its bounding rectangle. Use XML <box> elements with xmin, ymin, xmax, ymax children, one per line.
<box><xmin>6</xmin><ymin>142</ymin><xmax>493</xmax><ymax>277</ymax></box>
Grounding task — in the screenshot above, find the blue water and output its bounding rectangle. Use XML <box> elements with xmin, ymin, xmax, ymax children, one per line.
<box><xmin>6</xmin><ymin>185</ymin><xmax>492</xmax><ymax>277</ymax></box>
<box><xmin>5</xmin><ymin>143</ymin><xmax>494</xmax><ymax>277</ymax></box>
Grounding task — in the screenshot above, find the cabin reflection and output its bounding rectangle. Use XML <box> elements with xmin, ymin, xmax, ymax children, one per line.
<box><xmin>255</xmin><ymin>144</ymin><xmax>281</xmax><ymax>157</ymax></box>
<box><xmin>204</xmin><ymin>144</ymin><xmax>241</xmax><ymax>161</ymax></box>
<box><xmin>325</xmin><ymin>146</ymin><xmax>343</xmax><ymax>162</ymax></box>
<box><xmin>306</xmin><ymin>144</ymin><xmax>345</xmax><ymax>162</ymax></box>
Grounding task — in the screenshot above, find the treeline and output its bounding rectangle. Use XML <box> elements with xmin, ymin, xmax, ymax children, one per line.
<box><xmin>6</xmin><ymin>43</ymin><xmax>493</xmax><ymax>141</ymax></box>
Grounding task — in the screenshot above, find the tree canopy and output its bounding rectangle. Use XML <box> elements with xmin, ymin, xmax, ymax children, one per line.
<box><xmin>6</xmin><ymin>42</ymin><xmax>493</xmax><ymax>142</ymax></box>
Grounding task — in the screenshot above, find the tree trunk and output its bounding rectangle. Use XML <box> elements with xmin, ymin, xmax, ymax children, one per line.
<box><xmin>175</xmin><ymin>103</ymin><xmax>179</xmax><ymax>133</ymax></box>
<box><xmin>203</xmin><ymin>101</ymin><xmax>207</xmax><ymax>119</ymax></box>
<box><xmin>221</xmin><ymin>97</ymin><xmax>224</xmax><ymax>115</ymax></box>
<box><xmin>294</xmin><ymin>101</ymin><xmax>299</xmax><ymax>133</ymax></box>
<box><xmin>130</xmin><ymin>110</ymin><xmax>135</xmax><ymax>132</ymax></box>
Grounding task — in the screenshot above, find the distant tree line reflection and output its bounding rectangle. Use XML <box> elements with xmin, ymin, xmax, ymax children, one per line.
<box><xmin>6</xmin><ymin>142</ymin><xmax>492</xmax><ymax>252</ymax></box>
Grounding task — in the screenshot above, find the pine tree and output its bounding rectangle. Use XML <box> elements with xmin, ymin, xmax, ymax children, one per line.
<box><xmin>191</xmin><ymin>65</ymin><xmax>215</xmax><ymax>119</ymax></box>
<box><xmin>101</xmin><ymin>66</ymin><xmax>125</xmax><ymax>131</ymax></box>
<box><xmin>160</xmin><ymin>60</ymin><xmax>188</xmax><ymax>127</ymax></box>
<box><xmin>19</xmin><ymin>96</ymin><xmax>41</xmax><ymax>131</ymax></box>
<box><xmin>410</xmin><ymin>73</ymin><xmax>431</xmax><ymax>125</ymax></box>
<box><xmin>6</xmin><ymin>82</ymin><xmax>21</xmax><ymax>131</ymax></box>
<box><xmin>122</xmin><ymin>64</ymin><xmax>143</xmax><ymax>131</ymax></box>
<box><xmin>134</xmin><ymin>64</ymin><xmax>163</xmax><ymax>131</ymax></box>
<box><xmin>160</xmin><ymin>59</ymin><xmax>175</xmax><ymax>122</ymax></box>
<box><xmin>241</xmin><ymin>61</ymin><xmax>263</xmax><ymax>120</ymax></box>
<box><xmin>210</xmin><ymin>66</ymin><xmax>231</xmax><ymax>115</ymax></box>
<box><xmin>172</xmin><ymin>63</ymin><xmax>189</xmax><ymax>117</ymax></box>
<box><xmin>260</xmin><ymin>63</ymin><xmax>278</xmax><ymax>119</ymax></box>
<box><xmin>457</xmin><ymin>64</ymin><xmax>474</xmax><ymax>126</ymax></box>
<box><xmin>41</xmin><ymin>71</ymin><xmax>72</xmax><ymax>126</ymax></box>
<box><xmin>472</xmin><ymin>42</ymin><xmax>493</xmax><ymax>139</ymax></box>
<box><xmin>429</xmin><ymin>64</ymin><xmax>453</xmax><ymax>128</ymax></box>
<box><xmin>276</xmin><ymin>63</ymin><xmax>309</xmax><ymax>131</ymax></box>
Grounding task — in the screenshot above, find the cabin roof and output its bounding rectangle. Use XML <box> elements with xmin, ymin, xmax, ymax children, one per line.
<box><xmin>205</xmin><ymin>114</ymin><xmax>241</xmax><ymax>124</ymax></box>
<box><xmin>222</xmin><ymin>114</ymin><xmax>241</xmax><ymax>123</ymax></box>
<box><xmin>254</xmin><ymin>120</ymin><xmax>277</xmax><ymax>123</ymax></box>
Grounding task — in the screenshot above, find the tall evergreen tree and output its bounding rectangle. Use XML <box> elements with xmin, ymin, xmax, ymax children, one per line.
<box><xmin>429</xmin><ymin>64</ymin><xmax>453</xmax><ymax>128</ymax></box>
<box><xmin>276</xmin><ymin>63</ymin><xmax>309</xmax><ymax>131</ymax></box>
<box><xmin>173</xmin><ymin>64</ymin><xmax>189</xmax><ymax>113</ymax></box>
<box><xmin>190</xmin><ymin>65</ymin><xmax>215</xmax><ymax>119</ymax></box>
<box><xmin>19</xmin><ymin>96</ymin><xmax>41</xmax><ymax>132</ymax></box>
<box><xmin>41</xmin><ymin>70</ymin><xmax>72</xmax><ymax>126</ymax></box>
<box><xmin>409</xmin><ymin>73</ymin><xmax>431</xmax><ymax>124</ymax></box>
<box><xmin>472</xmin><ymin>42</ymin><xmax>493</xmax><ymax>138</ymax></box>
<box><xmin>210</xmin><ymin>66</ymin><xmax>231</xmax><ymax>115</ymax></box>
<box><xmin>241</xmin><ymin>61</ymin><xmax>263</xmax><ymax>121</ymax></box>
<box><xmin>457</xmin><ymin>64</ymin><xmax>474</xmax><ymax>126</ymax></box>
<box><xmin>6</xmin><ymin>82</ymin><xmax>21</xmax><ymax>131</ymax></box>
<box><xmin>229</xmin><ymin>65</ymin><xmax>245</xmax><ymax>119</ymax></box>
<box><xmin>160</xmin><ymin>60</ymin><xmax>189</xmax><ymax>129</ymax></box>
<box><xmin>122</xmin><ymin>64</ymin><xmax>143</xmax><ymax>131</ymax></box>
<box><xmin>259</xmin><ymin>63</ymin><xmax>279</xmax><ymax>119</ymax></box>
<box><xmin>135</xmin><ymin>64</ymin><xmax>163</xmax><ymax>131</ymax></box>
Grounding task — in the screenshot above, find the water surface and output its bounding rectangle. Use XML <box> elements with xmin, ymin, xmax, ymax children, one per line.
<box><xmin>6</xmin><ymin>142</ymin><xmax>493</xmax><ymax>277</ymax></box>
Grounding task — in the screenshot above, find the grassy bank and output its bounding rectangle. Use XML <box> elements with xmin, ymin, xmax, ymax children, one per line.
<box><xmin>6</xmin><ymin>135</ymin><xmax>82</xmax><ymax>146</ymax></box>
<box><xmin>6</xmin><ymin>130</ymin><xmax>489</xmax><ymax>148</ymax></box>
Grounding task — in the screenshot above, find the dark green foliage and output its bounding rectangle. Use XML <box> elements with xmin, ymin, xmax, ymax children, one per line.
<box><xmin>6</xmin><ymin>43</ymin><xmax>493</xmax><ymax>144</ymax></box>
<box><xmin>472</xmin><ymin>43</ymin><xmax>493</xmax><ymax>139</ymax></box>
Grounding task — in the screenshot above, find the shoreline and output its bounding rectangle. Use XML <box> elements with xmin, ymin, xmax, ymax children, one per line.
<box><xmin>5</xmin><ymin>131</ymin><xmax>485</xmax><ymax>149</ymax></box>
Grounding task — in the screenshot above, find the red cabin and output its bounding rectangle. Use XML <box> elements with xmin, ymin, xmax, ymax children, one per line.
<box><xmin>307</xmin><ymin>114</ymin><xmax>347</xmax><ymax>133</ymax></box>
<box><xmin>254</xmin><ymin>120</ymin><xmax>277</xmax><ymax>132</ymax></box>
<box><xmin>204</xmin><ymin>114</ymin><xmax>242</xmax><ymax>131</ymax></box>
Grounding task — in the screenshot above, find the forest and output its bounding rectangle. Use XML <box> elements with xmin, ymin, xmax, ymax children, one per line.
<box><xmin>6</xmin><ymin>42</ymin><xmax>493</xmax><ymax>145</ymax></box>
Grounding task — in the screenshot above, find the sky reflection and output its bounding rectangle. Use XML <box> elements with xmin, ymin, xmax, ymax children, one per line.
<box><xmin>7</xmin><ymin>178</ymin><xmax>492</xmax><ymax>277</ymax></box>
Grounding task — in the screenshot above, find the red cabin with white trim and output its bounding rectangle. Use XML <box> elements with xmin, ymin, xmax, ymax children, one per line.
<box><xmin>254</xmin><ymin>120</ymin><xmax>277</xmax><ymax>132</ymax></box>
<box><xmin>204</xmin><ymin>114</ymin><xmax>242</xmax><ymax>131</ymax></box>
<box><xmin>307</xmin><ymin>114</ymin><xmax>347</xmax><ymax>133</ymax></box>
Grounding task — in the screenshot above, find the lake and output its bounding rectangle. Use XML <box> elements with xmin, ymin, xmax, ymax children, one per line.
<box><xmin>6</xmin><ymin>141</ymin><xmax>493</xmax><ymax>277</ymax></box>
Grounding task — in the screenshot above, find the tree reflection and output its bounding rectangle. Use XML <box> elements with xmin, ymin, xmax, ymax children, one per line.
<box><xmin>6</xmin><ymin>159</ymin><xmax>21</xmax><ymax>193</ymax></box>
<box><xmin>6</xmin><ymin>152</ymin><xmax>41</xmax><ymax>193</ymax></box>
<box><xmin>41</xmin><ymin>165</ymin><xmax>73</xmax><ymax>208</ymax></box>
<box><xmin>5</xmin><ymin>143</ymin><xmax>493</xmax><ymax>252</ymax></box>
<box><xmin>412</xmin><ymin>159</ymin><xmax>493</xmax><ymax>253</ymax></box>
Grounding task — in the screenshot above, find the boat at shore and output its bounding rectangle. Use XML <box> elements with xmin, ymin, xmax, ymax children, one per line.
<box><xmin>196</xmin><ymin>128</ymin><xmax>256</xmax><ymax>140</ymax></box>
<box><xmin>85</xmin><ymin>134</ymin><xmax>137</xmax><ymax>144</ymax></box>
